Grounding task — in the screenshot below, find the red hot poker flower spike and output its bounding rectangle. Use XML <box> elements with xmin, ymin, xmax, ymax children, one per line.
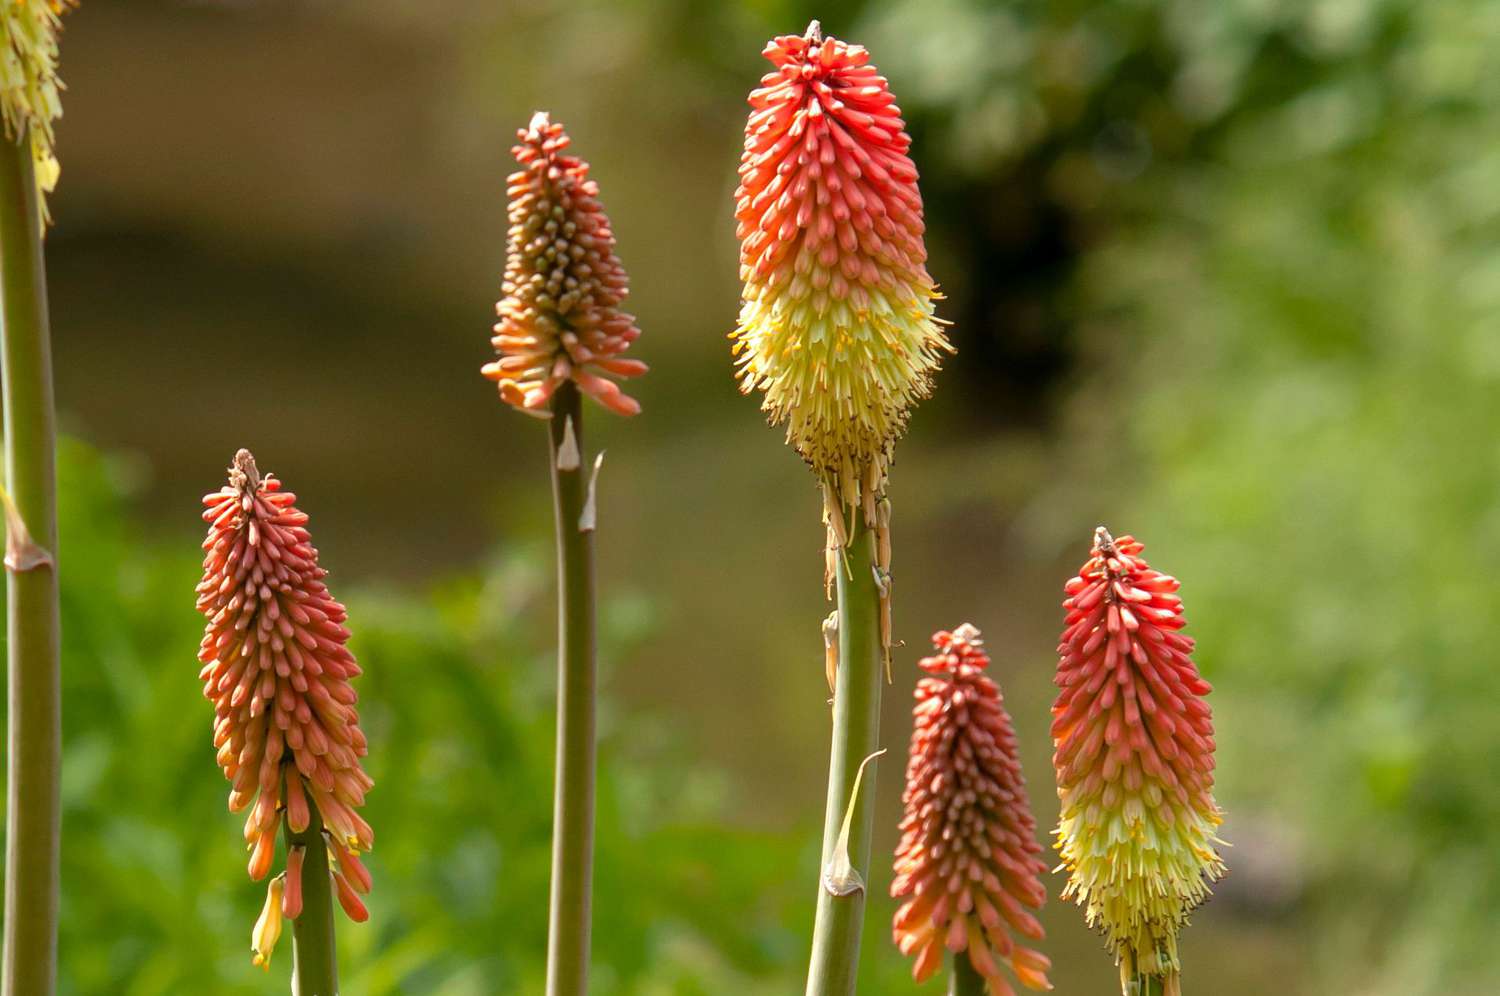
<box><xmin>1052</xmin><ymin>528</ymin><xmax>1226</xmax><ymax>985</ymax></box>
<box><xmin>482</xmin><ymin>111</ymin><xmax>646</xmax><ymax>417</ymax></box>
<box><xmin>732</xmin><ymin>21</ymin><xmax>951</xmax><ymax>519</ymax></box>
<box><xmin>197</xmin><ymin>449</ymin><xmax>374</xmax><ymax>967</ymax></box>
<box><xmin>892</xmin><ymin>625</ymin><xmax>1052</xmax><ymax>995</ymax></box>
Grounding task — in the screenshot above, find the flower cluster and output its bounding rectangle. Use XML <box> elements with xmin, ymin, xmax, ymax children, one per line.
<box><xmin>892</xmin><ymin>625</ymin><xmax>1052</xmax><ymax>995</ymax></box>
<box><xmin>1052</xmin><ymin>528</ymin><xmax>1225</xmax><ymax>981</ymax></box>
<box><xmin>482</xmin><ymin>111</ymin><xmax>646</xmax><ymax>417</ymax></box>
<box><xmin>0</xmin><ymin>0</ymin><xmax>75</xmax><ymax>222</ymax></box>
<box><xmin>732</xmin><ymin>22</ymin><xmax>950</xmax><ymax>521</ymax></box>
<box><xmin>197</xmin><ymin>450</ymin><xmax>373</xmax><ymax>968</ymax></box>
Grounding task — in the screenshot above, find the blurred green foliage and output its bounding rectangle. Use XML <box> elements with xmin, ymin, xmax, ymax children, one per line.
<box><xmin>1076</xmin><ymin>3</ymin><xmax>1500</xmax><ymax>992</ymax></box>
<box><xmin>43</xmin><ymin>441</ymin><xmax>823</xmax><ymax>994</ymax></box>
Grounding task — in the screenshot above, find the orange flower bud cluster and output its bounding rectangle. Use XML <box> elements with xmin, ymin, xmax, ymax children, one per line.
<box><xmin>482</xmin><ymin>111</ymin><xmax>646</xmax><ymax>417</ymax></box>
<box><xmin>892</xmin><ymin>624</ymin><xmax>1052</xmax><ymax>995</ymax></box>
<box><xmin>197</xmin><ymin>450</ymin><xmax>374</xmax><ymax>967</ymax></box>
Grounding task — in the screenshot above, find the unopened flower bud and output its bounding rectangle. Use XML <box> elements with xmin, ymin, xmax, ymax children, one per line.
<box><xmin>281</xmin><ymin>846</ymin><xmax>305</xmax><ymax>920</ymax></box>
<box><xmin>334</xmin><ymin>870</ymin><xmax>369</xmax><ymax>923</ymax></box>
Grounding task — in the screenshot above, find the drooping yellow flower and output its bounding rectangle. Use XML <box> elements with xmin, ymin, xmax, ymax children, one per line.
<box><xmin>0</xmin><ymin>1</ymin><xmax>76</xmax><ymax>223</ymax></box>
<box><xmin>732</xmin><ymin>22</ymin><xmax>951</xmax><ymax>523</ymax></box>
<box><xmin>251</xmin><ymin>874</ymin><xmax>286</xmax><ymax>971</ymax></box>
<box><xmin>1052</xmin><ymin>528</ymin><xmax>1226</xmax><ymax>989</ymax></box>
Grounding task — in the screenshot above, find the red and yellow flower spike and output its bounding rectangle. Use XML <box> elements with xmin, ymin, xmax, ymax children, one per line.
<box><xmin>893</xmin><ymin>624</ymin><xmax>1052</xmax><ymax>996</ymax></box>
<box><xmin>0</xmin><ymin>0</ymin><xmax>75</xmax><ymax>223</ymax></box>
<box><xmin>197</xmin><ymin>450</ymin><xmax>374</xmax><ymax>968</ymax></box>
<box><xmin>732</xmin><ymin>21</ymin><xmax>951</xmax><ymax>523</ymax></box>
<box><xmin>483</xmin><ymin>111</ymin><xmax>646</xmax><ymax>417</ymax></box>
<box><xmin>1052</xmin><ymin>528</ymin><xmax>1226</xmax><ymax>990</ymax></box>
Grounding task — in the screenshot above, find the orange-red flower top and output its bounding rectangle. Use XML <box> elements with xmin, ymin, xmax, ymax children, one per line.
<box><xmin>1052</xmin><ymin>528</ymin><xmax>1225</xmax><ymax>982</ymax></box>
<box><xmin>197</xmin><ymin>450</ymin><xmax>373</xmax><ymax>968</ymax></box>
<box><xmin>732</xmin><ymin>23</ymin><xmax>950</xmax><ymax>518</ymax></box>
<box><xmin>892</xmin><ymin>625</ymin><xmax>1052</xmax><ymax>995</ymax></box>
<box><xmin>483</xmin><ymin>111</ymin><xmax>646</xmax><ymax>417</ymax></box>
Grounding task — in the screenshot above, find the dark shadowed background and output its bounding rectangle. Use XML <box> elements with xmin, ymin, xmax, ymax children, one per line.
<box><xmin>11</xmin><ymin>0</ymin><xmax>1499</xmax><ymax>993</ymax></box>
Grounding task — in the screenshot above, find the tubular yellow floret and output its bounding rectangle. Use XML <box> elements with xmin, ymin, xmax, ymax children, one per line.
<box><xmin>0</xmin><ymin>1</ymin><xmax>75</xmax><ymax>223</ymax></box>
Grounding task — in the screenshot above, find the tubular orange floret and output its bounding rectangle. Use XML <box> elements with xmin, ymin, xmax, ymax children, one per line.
<box><xmin>197</xmin><ymin>449</ymin><xmax>375</xmax><ymax>964</ymax></box>
<box><xmin>1052</xmin><ymin>528</ymin><xmax>1226</xmax><ymax>987</ymax></box>
<box><xmin>281</xmin><ymin>846</ymin><xmax>305</xmax><ymax>920</ymax></box>
<box><xmin>482</xmin><ymin>110</ymin><xmax>646</xmax><ymax>417</ymax></box>
<box><xmin>733</xmin><ymin>21</ymin><xmax>951</xmax><ymax>521</ymax></box>
<box><xmin>892</xmin><ymin>624</ymin><xmax>1052</xmax><ymax>995</ymax></box>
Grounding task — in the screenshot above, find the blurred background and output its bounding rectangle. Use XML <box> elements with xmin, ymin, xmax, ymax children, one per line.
<box><xmin>10</xmin><ymin>0</ymin><xmax>1498</xmax><ymax>992</ymax></box>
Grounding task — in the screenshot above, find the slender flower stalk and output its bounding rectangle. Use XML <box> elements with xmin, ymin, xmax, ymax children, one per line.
<box><xmin>0</xmin><ymin>5</ymin><xmax>72</xmax><ymax>993</ymax></box>
<box><xmin>1052</xmin><ymin>528</ymin><xmax>1226</xmax><ymax>994</ymax></box>
<box><xmin>483</xmin><ymin>112</ymin><xmax>644</xmax><ymax>996</ymax></box>
<box><xmin>733</xmin><ymin>22</ymin><xmax>950</xmax><ymax>994</ymax></box>
<box><xmin>197</xmin><ymin>450</ymin><xmax>374</xmax><ymax>993</ymax></box>
<box><xmin>892</xmin><ymin>625</ymin><xmax>1052</xmax><ymax>996</ymax></box>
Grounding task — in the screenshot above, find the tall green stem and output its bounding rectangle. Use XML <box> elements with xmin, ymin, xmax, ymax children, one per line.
<box><xmin>286</xmin><ymin>800</ymin><xmax>339</xmax><ymax>996</ymax></box>
<box><xmin>805</xmin><ymin>521</ymin><xmax>883</xmax><ymax>996</ymax></box>
<box><xmin>949</xmin><ymin>952</ymin><xmax>986</xmax><ymax>996</ymax></box>
<box><xmin>545</xmin><ymin>382</ymin><xmax>597</xmax><ymax>996</ymax></box>
<box><xmin>0</xmin><ymin>131</ymin><xmax>60</xmax><ymax>996</ymax></box>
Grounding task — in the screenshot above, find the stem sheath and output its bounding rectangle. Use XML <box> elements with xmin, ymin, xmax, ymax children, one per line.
<box><xmin>545</xmin><ymin>382</ymin><xmax>597</xmax><ymax>996</ymax></box>
<box><xmin>805</xmin><ymin>521</ymin><xmax>883</xmax><ymax>996</ymax></box>
<box><xmin>0</xmin><ymin>131</ymin><xmax>60</xmax><ymax>996</ymax></box>
<box><xmin>287</xmin><ymin>801</ymin><xmax>339</xmax><ymax>996</ymax></box>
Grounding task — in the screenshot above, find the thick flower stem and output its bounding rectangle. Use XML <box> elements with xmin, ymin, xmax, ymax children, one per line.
<box><xmin>287</xmin><ymin>802</ymin><xmax>339</xmax><ymax>996</ymax></box>
<box><xmin>0</xmin><ymin>130</ymin><xmax>60</xmax><ymax>996</ymax></box>
<box><xmin>806</xmin><ymin>521</ymin><xmax>883</xmax><ymax>996</ymax></box>
<box><xmin>546</xmin><ymin>381</ymin><xmax>597</xmax><ymax>996</ymax></box>
<box><xmin>949</xmin><ymin>952</ymin><xmax>986</xmax><ymax>996</ymax></box>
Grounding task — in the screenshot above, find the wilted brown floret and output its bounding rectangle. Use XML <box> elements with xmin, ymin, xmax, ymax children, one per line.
<box><xmin>892</xmin><ymin>625</ymin><xmax>1052</xmax><ymax>994</ymax></box>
